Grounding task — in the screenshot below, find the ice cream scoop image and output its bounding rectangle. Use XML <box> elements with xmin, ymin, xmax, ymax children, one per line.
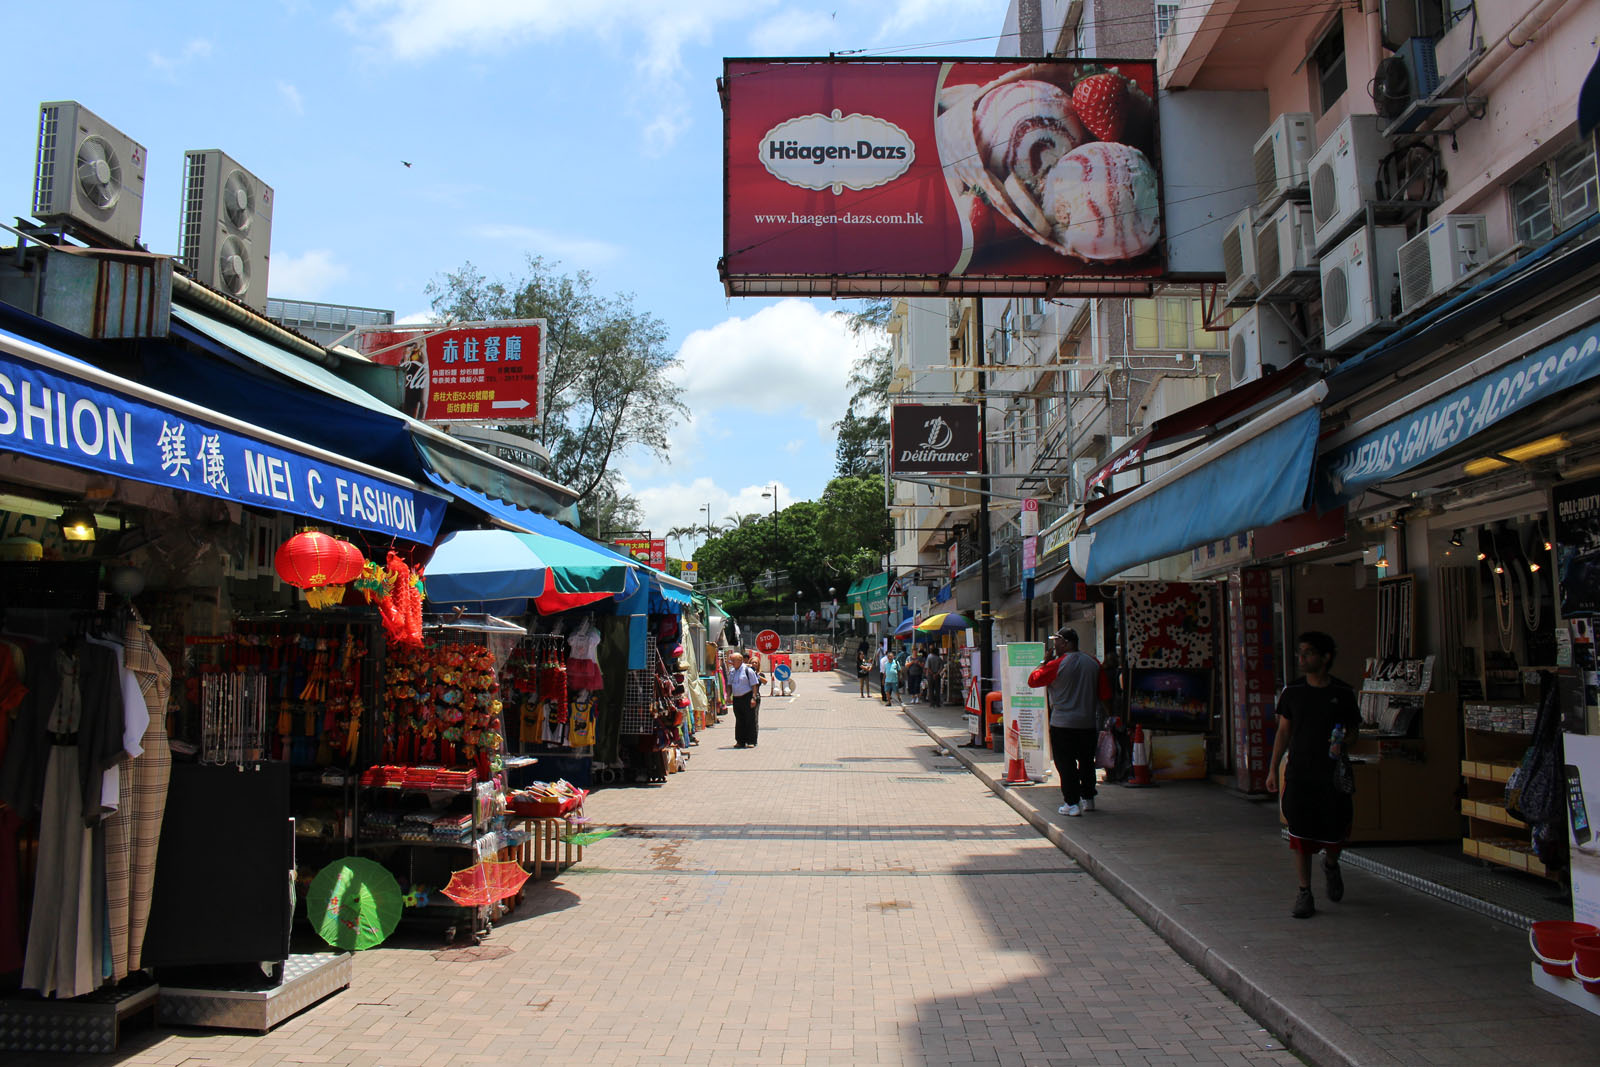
<box><xmin>1042</xmin><ymin>141</ymin><xmax>1161</xmax><ymax>260</ymax></box>
<box><xmin>973</xmin><ymin>79</ymin><xmax>1087</xmax><ymax>192</ymax></box>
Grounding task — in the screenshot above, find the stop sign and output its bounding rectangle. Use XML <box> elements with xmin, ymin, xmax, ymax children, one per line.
<box><xmin>755</xmin><ymin>629</ymin><xmax>781</xmax><ymax>653</ymax></box>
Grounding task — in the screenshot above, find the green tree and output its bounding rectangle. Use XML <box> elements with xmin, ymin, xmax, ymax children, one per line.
<box><xmin>574</xmin><ymin>474</ymin><xmax>642</xmax><ymax>542</ymax></box>
<box><xmin>818</xmin><ymin>474</ymin><xmax>890</xmax><ymax>580</ymax></box>
<box><xmin>426</xmin><ymin>258</ymin><xmax>687</xmax><ymax>524</ymax></box>
<box><xmin>834</xmin><ymin>299</ymin><xmax>891</xmax><ymax>476</ymax></box>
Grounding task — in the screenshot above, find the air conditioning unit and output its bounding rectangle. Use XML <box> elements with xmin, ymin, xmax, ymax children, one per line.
<box><xmin>1255</xmin><ymin>202</ymin><xmax>1318</xmax><ymax>302</ymax></box>
<box><xmin>1221</xmin><ymin>207</ymin><xmax>1259</xmax><ymax>306</ymax></box>
<box><xmin>1253</xmin><ymin>112</ymin><xmax>1315</xmax><ymax>211</ymax></box>
<box><xmin>178</xmin><ymin>149</ymin><xmax>274</xmax><ymax>311</ymax></box>
<box><xmin>1309</xmin><ymin>114</ymin><xmax>1389</xmax><ymax>252</ymax></box>
<box><xmin>1373</xmin><ymin>37</ymin><xmax>1441</xmax><ymax>133</ymax></box>
<box><xmin>1397</xmin><ymin>213</ymin><xmax>1488</xmax><ymax>315</ymax></box>
<box><xmin>32</xmin><ymin>101</ymin><xmax>147</xmax><ymax>248</ymax></box>
<box><xmin>1320</xmin><ymin>224</ymin><xmax>1407</xmax><ymax>351</ymax></box>
<box><xmin>1228</xmin><ymin>307</ymin><xmax>1297</xmax><ymax>387</ymax></box>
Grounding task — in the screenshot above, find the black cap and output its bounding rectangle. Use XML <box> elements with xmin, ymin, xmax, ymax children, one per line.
<box><xmin>1055</xmin><ymin>627</ymin><xmax>1078</xmax><ymax>644</ymax></box>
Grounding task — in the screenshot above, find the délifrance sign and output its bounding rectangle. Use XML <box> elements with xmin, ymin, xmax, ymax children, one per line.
<box><xmin>890</xmin><ymin>403</ymin><xmax>982</xmax><ymax>475</ymax></box>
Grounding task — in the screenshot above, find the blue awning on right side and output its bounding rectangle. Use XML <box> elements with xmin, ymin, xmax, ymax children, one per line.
<box><xmin>1081</xmin><ymin>384</ymin><xmax>1327</xmax><ymax>584</ymax></box>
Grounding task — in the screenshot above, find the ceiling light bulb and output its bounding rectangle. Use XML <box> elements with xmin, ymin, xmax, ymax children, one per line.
<box><xmin>1529</xmin><ymin>561</ymin><xmax>1541</xmax><ymax>573</ymax></box>
<box><xmin>58</xmin><ymin>506</ymin><xmax>97</xmax><ymax>542</ymax></box>
<box><xmin>1544</xmin><ymin>539</ymin><xmax>1554</xmax><ymax>552</ymax></box>
<box><xmin>1477</xmin><ymin>551</ymin><xmax>1487</xmax><ymax>561</ymax></box>
<box><xmin>1494</xmin><ymin>562</ymin><xmax>1505</xmax><ymax>574</ymax></box>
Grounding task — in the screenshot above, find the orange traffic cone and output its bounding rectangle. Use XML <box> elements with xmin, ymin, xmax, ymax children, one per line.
<box><xmin>1003</xmin><ymin>718</ymin><xmax>1030</xmax><ymax>785</ymax></box>
<box><xmin>1128</xmin><ymin>724</ymin><xmax>1155</xmax><ymax>787</ymax></box>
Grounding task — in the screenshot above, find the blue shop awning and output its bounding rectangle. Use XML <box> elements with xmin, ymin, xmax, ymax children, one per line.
<box><xmin>0</xmin><ymin>324</ymin><xmax>448</xmax><ymax>542</ymax></box>
<box><xmin>168</xmin><ymin>305</ymin><xmax>579</xmax><ymax>520</ymax></box>
<box><xmin>1081</xmin><ymin>383</ymin><xmax>1327</xmax><ymax>583</ymax></box>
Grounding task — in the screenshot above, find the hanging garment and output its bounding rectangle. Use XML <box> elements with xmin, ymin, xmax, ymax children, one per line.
<box><xmin>566</xmin><ymin>619</ymin><xmax>605</xmax><ymax>692</ymax></box>
<box><xmin>22</xmin><ymin>648</ymin><xmax>116</xmax><ymax>998</ymax></box>
<box><xmin>0</xmin><ymin>636</ymin><xmax>63</xmax><ymax>821</ymax></box>
<box><xmin>568</xmin><ymin>691</ymin><xmax>597</xmax><ymax>747</ymax></box>
<box><xmin>116</xmin><ymin>619</ymin><xmax>171</xmax><ymax>974</ymax></box>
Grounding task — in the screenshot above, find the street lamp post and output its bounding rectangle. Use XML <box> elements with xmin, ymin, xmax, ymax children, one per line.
<box><xmin>760</xmin><ymin>484</ymin><xmax>778</xmax><ymax>523</ymax></box>
<box><xmin>794</xmin><ymin>594</ymin><xmax>800</xmax><ymax>646</ymax></box>
<box><xmin>699</xmin><ymin>503</ymin><xmax>712</xmax><ymax>541</ymax></box>
<box><xmin>828</xmin><ymin>586</ymin><xmax>836</xmax><ymax>650</ymax></box>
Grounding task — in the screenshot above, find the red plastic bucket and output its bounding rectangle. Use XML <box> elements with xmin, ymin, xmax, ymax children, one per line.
<box><xmin>1529</xmin><ymin>921</ymin><xmax>1598</xmax><ymax>978</ymax></box>
<box><xmin>1571</xmin><ymin>935</ymin><xmax>1600</xmax><ymax>994</ymax></box>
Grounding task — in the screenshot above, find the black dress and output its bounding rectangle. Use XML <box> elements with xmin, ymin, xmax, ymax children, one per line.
<box><xmin>1277</xmin><ymin>676</ymin><xmax>1360</xmax><ymax>846</ymax></box>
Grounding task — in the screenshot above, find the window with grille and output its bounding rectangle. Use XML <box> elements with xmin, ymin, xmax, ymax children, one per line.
<box><xmin>1156</xmin><ymin>1</ymin><xmax>1180</xmax><ymax>42</ymax></box>
<box><xmin>1511</xmin><ymin>135</ymin><xmax>1598</xmax><ymax>246</ymax></box>
<box><xmin>1130</xmin><ymin>298</ymin><xmax>1228</xmax><ymax>351</ymax></box>
<box><xmin>1311</xmin><ymin>20</ymin><xmax>1347</xmax><ymax>116</ymax></box>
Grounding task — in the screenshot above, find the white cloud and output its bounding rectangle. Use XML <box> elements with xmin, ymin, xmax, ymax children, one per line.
<box><xmin>875</xmin><ymin>0</ymin><xmax>994</xmax><ymax>40</ymax></box>
<box><xmin>396</xmin><ymin>309</ymin><xmax>435</xmax><ymax>325</ymax></box>
<box><xmin>466</xmin><ymin>224</ymin><xmax>623</xmax><ymax>266</ymax></box>
<box><xmin>277</xmin><ymin>81</ymin><xmax>305</xmax><ymax>115</ymax></box>
<box><xmin>749</xmin><ymin>8</ymin><xmax>838</xmax><ymax>54</ymax></box>
<box><xmin>270</xmin><ymin>250</ymin><xmax>351</xmax><ymax>300</ymax></box>
<box><xmin>627</xmin><ymin>476</ymin><xmax>799</xmax><ymax>554</ymax></box>
<box><xmin>782</xmin><ymin>437</ymin><xmax>806</xmax><ymax>454</ymax></box>
<box><xmin>671</xmin><ymin>300</ymin><xmax>877</xmax><ymax>434</ymax></box>
<box><xmin>149</xmin><ymin>38</ymin><xmax>214</xmax><ymax>77</ymax></box>
<box><xmin>337</xmin><ymin>0</ymin><xmax>763</xmax><ymax>152</ymax></box>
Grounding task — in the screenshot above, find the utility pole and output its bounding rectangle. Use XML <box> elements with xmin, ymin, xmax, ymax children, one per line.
<box><xmin>976</xmin><ymin>296</ymin><xmax>994</xmax><ymax>745</ymax></box>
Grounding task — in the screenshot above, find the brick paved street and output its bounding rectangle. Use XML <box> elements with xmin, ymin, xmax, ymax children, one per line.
<box><xmin>48</xmin><ymin>676</ymin><xmax>1295</xmax><ymax>1066</ymax></box>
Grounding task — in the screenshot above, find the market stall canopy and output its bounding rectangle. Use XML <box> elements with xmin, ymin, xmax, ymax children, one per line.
<box><xmin>846</xmin><ymin>573</ymin><xmax>890</xmax><ymax>622</ymax></box>
<box><xmin>425</xmin><ymin>530</ymin><xmax>550</xmax><ymax>603</ymax></box>
<box><xmin>916</xmin><ymin>611</ymin><xmax>971</xmax><ymax>633</ymax></box>
<box><xmin>165</xmin><ymin>304</ymin><xmax>580</xmax><ymax>521</ymax></box>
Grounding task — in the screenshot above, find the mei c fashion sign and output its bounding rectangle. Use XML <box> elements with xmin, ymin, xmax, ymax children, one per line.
<box><xmin>891</xmin><ymin>404</ymin><xmax>982</xmax><ymax>475</ymax></box>
<box><xmin>721</xmin><ymin>57</ymin><xmax>1164</xmax><ymax>297</ymax></box>
<box><xmin>0</xmin><ymin>341</ymin><xmax>446</xmax><ymax>543</ymax></box>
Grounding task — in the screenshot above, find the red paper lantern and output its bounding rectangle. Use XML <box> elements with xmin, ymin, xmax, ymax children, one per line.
<box><xmin>275</xmin><ymin>531</ymin><xmax>364</xmax><ymax>589</ymax></box>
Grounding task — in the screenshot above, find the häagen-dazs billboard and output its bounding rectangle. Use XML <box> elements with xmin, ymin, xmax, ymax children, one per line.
<box><xmin>721</xmin><ymin>58</ymin><xmax>1163</xmax><ymax>297</ymax></box>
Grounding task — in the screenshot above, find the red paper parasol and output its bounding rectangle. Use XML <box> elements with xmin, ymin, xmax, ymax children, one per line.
<box><xmin>440</xmin><ymin>859</ymin><xmax>531</xmax><ymax>907</ymax></box>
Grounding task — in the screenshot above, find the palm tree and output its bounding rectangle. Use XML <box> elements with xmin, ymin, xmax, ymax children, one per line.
<box><xmin>724</xmin><ymin>512</ymin><xmax>763</xmax><ymax>529</ymax></box>
<box><xmin>666</xmin><ymin>524</ymin><xmax>700</xmax><ymax>556</ymax></box>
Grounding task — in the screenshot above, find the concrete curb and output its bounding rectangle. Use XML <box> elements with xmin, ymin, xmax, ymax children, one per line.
<box><xmin>901</xmin><ymin>706</ymin><xmax>1371</xmax><ymax>1067</ymax></box>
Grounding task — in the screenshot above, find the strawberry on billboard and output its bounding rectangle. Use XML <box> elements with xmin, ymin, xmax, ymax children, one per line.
<box><xmin>721</xmin><ymin>58</ymin><xmax>1162</xmax><ymax>297</ymax></box>
<box><xmin>354</xmin><ymin>320</ymin><xmax>545</xmax><ymax>425</ymax></box>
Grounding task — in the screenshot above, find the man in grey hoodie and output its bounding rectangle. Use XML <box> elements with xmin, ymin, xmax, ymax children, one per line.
<box><xmin>1027</xmin><ymin>627</ymin><xmax>1109</xmax><ymax>816</ymax></box>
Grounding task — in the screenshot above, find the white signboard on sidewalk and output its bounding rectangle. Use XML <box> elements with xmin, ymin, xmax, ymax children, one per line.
<box><xmin>999</xmin><ymin>642</ymin><xmax>1051</xmax><ymax>781</ymax></box>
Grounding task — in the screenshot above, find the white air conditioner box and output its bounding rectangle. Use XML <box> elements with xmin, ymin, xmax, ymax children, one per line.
<box><xmin>1221</xmin><ymin>207</ymin><xmax>1259</xmax><ymax>306</ymax></box>
<box><xmin>179</xmin><ymin>149</ymin><xmax>274</xmax><ymax>311</ymax></box>
<box><xmin>1320</xmin><ymin>224</ymin><xmax>1407</xmax><ymax>351</ymax></box>
<box><xmin>1228</xmin><ymin>307</ymin><xmax>1297</xmax><ymax>387</ymax></box>
<box><xmin>1309</xmin><ymin>114</ymin><xmax>1389</xmax><ymax>252</ymax></box>
<box><xmin>1397</xmin><ymin>213</ymin><xmax>1488</xmax><ymax>315</ymax></box>
<box><xmin>1255</xmin><ymin>202</ymin><xmax>1318</xmax><ymax>302</ymax></box>
<box><xmin>1253</xmin><ymin>112</ymin><xmax>1315</xmax><ymax>211</ymax></box>
<box><xmin>32</xmin><ymin>101</ymin><xmax>147</xmax><ymax>248</ymax></box>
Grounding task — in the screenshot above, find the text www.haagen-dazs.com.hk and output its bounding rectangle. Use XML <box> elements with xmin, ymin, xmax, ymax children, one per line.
<box><xmin>752</xmin><ymin>211</ymin><xmax>925</xmax><ymax>226</ymax></box>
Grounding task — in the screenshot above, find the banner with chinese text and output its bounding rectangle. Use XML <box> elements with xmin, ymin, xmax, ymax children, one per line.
<box><xmin>355</xmin><ymin>320</ymin><xmax>545</xmax><ymax>424</ymax></box>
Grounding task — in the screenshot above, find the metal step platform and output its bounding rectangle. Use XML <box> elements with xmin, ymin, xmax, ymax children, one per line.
<box><xmin>0</xmin><ymin>977</ymin><xmax>158</xmax><ymax>1054</ymax></box>
<box><xmin>156</xmin><ymin>952</ymin><xmax>351</xmax><ymax>1032</ymax></box>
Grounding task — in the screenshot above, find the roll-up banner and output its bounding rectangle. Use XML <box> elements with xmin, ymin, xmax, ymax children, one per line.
<box><xmin>722</xmin><ymin>58</ymin><xmax>1163</xmax><ymax>297</ymax></box>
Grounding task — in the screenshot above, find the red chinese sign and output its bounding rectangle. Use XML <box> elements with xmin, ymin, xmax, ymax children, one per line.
<box><xmin>1228</xmin><ymin>567</ymin><xmax>1277</xmax><ymax>794</ymax></box>
<box><xmin>613</xmin><ymin>538</ymin><xmax>666</xmax><ymax>570</ymax></box>
<box><xmin>755</xmin><ymin>630</ymin><xmax>781</xmax><ymax>654</ymax></box>
<box><xmin>354</xmin><ymin>320</ymin><xmax>544</xmax><ymax>424</ymax></box>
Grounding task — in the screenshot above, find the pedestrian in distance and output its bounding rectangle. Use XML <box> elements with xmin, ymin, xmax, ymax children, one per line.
<box><xmin>905</xmin><ymin>650</ymin><xmax>924</xmax><ymax>705</ymax></box>
<box><xmin>1265</xmin><ymin>631</ymin><xmax>1361</xmax><ymax>919</ymax></box>
<box><xmin>727</xmin><ymin>651</ymin><xmax>763</xmax><ymax>748</ymax></box>
<box><xmin>1027</xmin><ymin>627</ymin><xmax>1111</xmax><ymax>816</ymax></box>
<box><xmin>856</xmin><ymin>647</ymin><xmax>872</xmax><ymax>698</ymax></box>
<box><xmin>925</xmin><ymin>647</ymin><xmax>944</xmax><ymax>707</ymax></box>
<box><xmin>880</xmin><ymin>649</ymin><xmax>902</xmax><ymax>705</ymax></box>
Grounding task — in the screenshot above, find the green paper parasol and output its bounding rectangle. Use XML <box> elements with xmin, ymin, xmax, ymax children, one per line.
<box><xmin>307</xmin><ymin>857</ymin><xmax>403</xmax><ymax>951</ymax></box>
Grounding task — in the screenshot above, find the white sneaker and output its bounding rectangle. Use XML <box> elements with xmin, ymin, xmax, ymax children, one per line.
<box><xmin>1081</xmin><ymin>797</ymin><xmax>1095</xmax><ymax>812</ymax></box>
<box><xmin>1058</xmin><ymin>803</ymin><xmax>1081</xmax><ymax>817</ymax></box>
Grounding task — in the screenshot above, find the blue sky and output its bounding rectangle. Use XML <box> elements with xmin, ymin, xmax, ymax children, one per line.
<box><xmin>7</xmin><ymin>0</ymin><xmax>1004</xmax><ymax>552</ymax></box>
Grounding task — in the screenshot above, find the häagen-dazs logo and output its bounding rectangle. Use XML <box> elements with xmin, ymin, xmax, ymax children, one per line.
<box><xmin>920</xmin><ymin>414</ymin><xmax>954</xmax><ymax>450</ymax></box>
<box><xmin>760</xmin><ymin>109</ymin><xmax>915</xmax><ymax>194</ymax></box>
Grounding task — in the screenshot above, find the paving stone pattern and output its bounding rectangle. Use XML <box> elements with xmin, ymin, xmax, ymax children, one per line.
<box><xmin>52</xmin><ymin>677</ymin><xmax>1298</xmax><ymax>1066</ymax></box>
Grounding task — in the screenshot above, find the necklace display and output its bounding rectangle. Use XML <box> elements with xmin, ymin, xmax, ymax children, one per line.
<box><xmin>1492</xmin><ymin>566</ymin><xmax>1515</xmax><ymax>651</ymax></box>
